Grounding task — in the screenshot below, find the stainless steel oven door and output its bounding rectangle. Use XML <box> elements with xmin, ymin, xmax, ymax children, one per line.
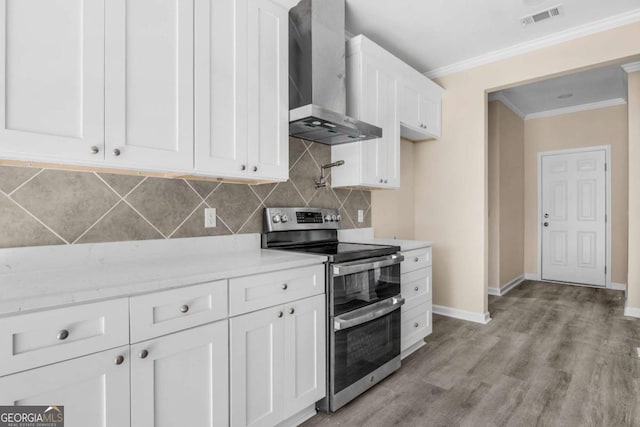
<box><xmin>327</xmin><ymin>296</ymin><xmax>404</xmax><ymax>411</ymax></box>
<box><xmin>330</xmin><ymin>254</ymin><xmax>403</xmax><ymax>316</ymax></box>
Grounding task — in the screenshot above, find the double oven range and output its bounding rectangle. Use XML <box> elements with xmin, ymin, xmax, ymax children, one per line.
<box><xmin>262</xmin><ymin>207</ymin><xmax>404</xmax><ymax>412</ymax></box>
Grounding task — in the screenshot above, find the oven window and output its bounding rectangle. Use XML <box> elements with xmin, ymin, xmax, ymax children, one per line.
<box><xmin>333</xmin><ymin>263</ymin><xmax>400</xmax><ymax>315</ymax></box>
<box><xmin>333</xmin><ymin>308</ymin><xmax>400</xmax><ymax>394</ymax></box>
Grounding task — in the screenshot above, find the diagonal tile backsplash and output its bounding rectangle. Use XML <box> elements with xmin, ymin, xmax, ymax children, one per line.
<box><xmin>0</xmin><ymin>138</ymin><xmax>371</xmax><ymax>248</ymax></box>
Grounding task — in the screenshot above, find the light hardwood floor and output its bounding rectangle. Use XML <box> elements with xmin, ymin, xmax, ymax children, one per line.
<box><xmin>302</xmin><ymin>281</ymin><xmax>640</xmax><ymax>427</ymax></box>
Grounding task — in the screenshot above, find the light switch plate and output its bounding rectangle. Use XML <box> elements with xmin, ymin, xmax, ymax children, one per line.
<box><xmin>205</xmin><ymin>208</ymin><xmax>216</xmax><ymax>228</ymax></box>
<box><xmin>357</xmin><ymin>210</ymin><xmax>364</xmax><ymax>223</ymax></box>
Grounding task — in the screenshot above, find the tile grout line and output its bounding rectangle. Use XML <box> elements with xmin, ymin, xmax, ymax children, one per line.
<box><xmin>7</xmin><ymin>169</ymin><xmax>45</xmax><ymax>196</ymax></box>
<box><xmin>237</xmin><ymin>203</ymin><xmax>263</xmax><ymax>234</ymax></box>
<box><xmin>120</xmin><ymin>198</ymin><xmax>168</xmax><ymax>239</ymax></box>
<box><xmin>71</xmin><ymin>200</ymin><xmax>124</xmax><ymax>244</ymax></box>
<box><xmin>166</xmin><ymin>201</ymin><xmax>207</xmax><ymax>239</ymax></box>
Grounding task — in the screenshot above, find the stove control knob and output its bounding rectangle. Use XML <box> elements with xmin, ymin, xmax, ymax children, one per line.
<box><xmin>325</xmin><ymin>215</ymin><xmax>332</xmax><ymax>222</ymax></box>
<box><xmin>336</xmin><ymin>215</ymin><xmax>341</xmax><ymax>221</ymax></box>
<box><xmin>331</xmin><ymin>214</ymin><xmax>338</xmax><ymax>221</ymax></box>
<box><xmin>272</xmin><ymin>214</ymin><xmax>281</xmax><ymax>223</ymax></box>
<box><xmin>281</xmin><ymin>214</ymin><xmax>288</xmax><ymax>223</ymax></box>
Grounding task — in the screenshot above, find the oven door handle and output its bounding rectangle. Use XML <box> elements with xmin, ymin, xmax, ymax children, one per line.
<box><xmin>334</xmin><ymin>296</ymin><xmax>405</xmax><ymax>331</ymax></box>
<box><xmin>332</xmin><ymin>254</ymin><xmax>404</xmax><ymax>277</ymax></box>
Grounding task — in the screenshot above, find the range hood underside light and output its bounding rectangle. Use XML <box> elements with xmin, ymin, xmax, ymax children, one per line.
<box><xmin>289</xmin><ymin>105</ymin><xmax>382</xmax><ymax>145</ymax></box>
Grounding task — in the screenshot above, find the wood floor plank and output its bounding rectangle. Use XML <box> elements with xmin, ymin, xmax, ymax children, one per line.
<box><xmin>301</xmin><ymin>281</ymin><xmax>640</xmax><ymax>427</ymax></box>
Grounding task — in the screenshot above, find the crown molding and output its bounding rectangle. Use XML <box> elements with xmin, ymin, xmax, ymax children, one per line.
<box><xmin>488</xmin><ymin>93</ymin><xmax>526</xmax><ymax>119</ymax></box>
<box><xmin>525</xmin><ymin>98</ymin><xmax>627</xmax><ymax>120</ymax></box>
<box><xmin>424</xmin><ymin>8</ymin><xmax>640</xmax><ymax>79</ymax></box>
<box><xmin>622</xmin><ymin>61</ymin><xmax>640</xmax><ymax>73</ymax></box>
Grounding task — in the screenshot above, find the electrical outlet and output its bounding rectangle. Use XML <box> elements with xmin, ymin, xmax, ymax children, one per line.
<box><xmin>204</xmin><ymin>208</ymin><xmax>217</xmax><ymax>228</ymax></box>
<box><xmin>357</xmin><ymin>209</ymin><xmax>364</xmax><ymax>223</ymax></box>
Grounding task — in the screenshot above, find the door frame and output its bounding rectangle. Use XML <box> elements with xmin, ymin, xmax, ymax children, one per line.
<box><xmin>536</xmin><ymin>145</ymin><xmax>611</xmax><ymax>288</ymax></box>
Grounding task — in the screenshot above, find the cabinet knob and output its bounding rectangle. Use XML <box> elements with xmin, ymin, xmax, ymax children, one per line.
<box><xmin>57</xmin><ymin>329</ymin><xmax>69</xmax><ymax>340</ymax></box>
<box><xmin>252</xmin><ymin>166</ymin><xmax>258</xmax><ymax>172</ymax></box>
<box><xmin>414</xmin><ymin>322</ymin><xmax>419</xmax><ymax>328</ymax></box>
<box><xmin>384</xmin><ymin>180</ymin><xmax>388</xmax><ymax>184</ymax></box>
<box><xmin>90</xmin><ymin>146</ymin><xmax>100</xmax><ymax>154</ymax></box>
<box><xmin>379</xmin><ymin>179</ymin><xmax>384</xmax><ymax>183</ymax></box>
<box><xmin>414</xmin><ymin>257</ymin><xmax>419</xmax><ymax>262</ymax></box>
<box><xmin>277</xmin><ymin>311</ymin><xmax>284</xmax><ymax>318</ymax></box>
<box><xmin>139</xmin><ymin>349</ymin><xmax>149</xmax><ymax>359</ymax></box>
<box><xmin>241</xmin><ymin>165</ymin><xmax>246</xmax><ymax>171</ymax></box>
<box><xmin>289</xmin><ymin>308</ymin><xmax>295</xmax><ymax>315</ymax></box>
<box><xmin>415</xmin><ymin>286</ymin><xmax>419</xmax><ymax>292</ymax></box>
<box><xmin>113</xmin><ymin>148</ymin><xmax>121</xmax><ymax>157</ymax></box>
<box><xmin>281</xmin><ymin>283</ymin><xmax>288</xmax><ymax>290</ymax></box>
<box><xmin>180</xmin><ymin>304</ymin><xmax>189</xmax><ymax>313</ymax></box>
<box><xmin>114</xmin><ymin>355</ymin><xmax>125</xmax><ymax>365</ymax></box>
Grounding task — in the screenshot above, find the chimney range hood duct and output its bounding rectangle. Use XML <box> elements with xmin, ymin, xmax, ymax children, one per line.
<box><xmin>288</xmin><ymin>0</ymin><xmax>382</xmax><ymax>145</ymax></box>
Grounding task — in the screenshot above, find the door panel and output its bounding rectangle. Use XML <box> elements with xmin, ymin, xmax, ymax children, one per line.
<box><xmin>541</xmin><ymin>150</ymin><xmax>606</xmax><ymax>286</ymax></box>
<box><xmin>105</xmin><ymin>0</ymin><xmax>194</xmax><ymax>170</ymax></box>
<box><xmin>0</xmin><ymin>0</ymin><xmax>104</xmax><ymax>161</ymax></box>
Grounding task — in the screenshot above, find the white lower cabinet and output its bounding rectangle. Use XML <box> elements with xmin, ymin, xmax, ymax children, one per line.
<box><xmin>230</xmin><ymin>294</ymin><xmax>326</xmax><ymax>427</ymax></box>
<box><xmin>0</xmin><ymin>346</ymin><xmax>131</xmax><ymax>427</ymax></box>
<box><xmin>131</xmin><ymin>321</ymin><xmax>229</xmax><ymax>427</ymax></box>
<box><xmin>400</xmin><ymin>247</ymin><xmax>433</xmax><ymax>359</ymax></box>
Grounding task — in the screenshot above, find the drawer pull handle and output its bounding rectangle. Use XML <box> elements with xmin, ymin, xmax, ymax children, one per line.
<box><xmin>57</xmin><ymin>329</ymin><xmax>69</xmax><ymax>340</ymax></box>
<box><xmin>414</xmin><ymin>322</ymin><xmax>419</xmax><ymax>328</ymax></box>
<box><xmin>414</xmin><ymin>286</ymin><xmax>419</xmax><ymax>292</ymax></box>
<box><xmin>289</xmin><ymin>308</ymin><xmax>295</xmax><ymax>315</ymax></box>
<box><xmin>277</xmin><ymin>311</ymin><xmax>284</xmax><ymax>318</ymax></box>
<box><xmin>281</xmin><ymin>283</ymin><xmax>288</xmax><ymax>290</ymax></box>
<box><xmin>139</xmin><ymin>349</ymin><xmax>149</xmax><ymax>359</ymax></box>
<box><xmin>414</xmin><ymin>257</ymin><xmax>419</xmax><ymax>262</ymax></box>
<box><xmin>114</xmin><ymin>355</ymin><xmax>125</xmax><ymax>365</ymax></box>
<box><xmin>180</xmin><ymin>304</ymin><xmax>189</xmax><ymax>313</ymax></box>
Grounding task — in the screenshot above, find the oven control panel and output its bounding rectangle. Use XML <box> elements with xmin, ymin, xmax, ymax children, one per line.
<box><xmin>263</xmin><ymin>207</ymin><xmax>341</xmax><ymax>232</ymax></box>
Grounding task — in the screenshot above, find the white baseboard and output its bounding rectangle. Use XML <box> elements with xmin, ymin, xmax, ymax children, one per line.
<box><xmin>488</xmin><ymin>275</ymin><xmax>525</xmax><ymax>296</ymax></box>
<box><xmin>524</xmin><ymin>273</ymin><xmax>540</xmax><ymax>281</ymax></box>
<box><xmin>624</xmin><ymin>302</ymin><xmax>640</xmax><ymax>319</ymax></box>
<box><xmin>608</xmin><ymin>282</ymin><xmax>627</xmax><ymax>291</ymax></box>
<box><xmin>433</xmin><ymin>304</ymin><xmax>492</xmax><ymax>324</ymax></box>
<box><xmin>276</xmin><ymin>404</ymin><xmax>316</xmax><ymax>427</ymax></box>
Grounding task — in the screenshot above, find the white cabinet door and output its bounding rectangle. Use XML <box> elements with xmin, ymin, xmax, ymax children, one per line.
<box><xmin>230</xmin><ymin>306</ymin><xmax>285</xmax><ymax>427</ymax></box>
<box><xmin>105</xmin><ymin>0</ymin><xmax>194</xmax><ymax>170</ymax></box>
<box><xmin>246</xmin><ymin>0</ymin><xmax>289</xmax><ymax>181</ymax></box>
<box><xmin>283</xmin><ymin>294</ymin><xmax>326</xmax><ymax>419</ymax></box>
<box><xmin>0</xmin><ymin>0</ymin><xmax>105</xmax><ymax>163</ymax></box>
<box><xmin>194</xmin><ymin>0</ymin><xmax>248</xmax><ymax>177</ymax></box>
<box><xmin>130</xmin><ymin>321</ymin><xmax>229</xmax><ymax>427</ymax></box>
<box><xmin>0</xmin><ymin>346</ymin><xmax>130</xmax><ymax>427</ymax></box>
<box><xmin>420</xmin><ymin>94</ymin><xmax>441</xmax><ymax>138</ymax></box>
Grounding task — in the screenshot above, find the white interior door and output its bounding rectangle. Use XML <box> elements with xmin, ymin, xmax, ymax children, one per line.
<box><xmin>541</xmin><ymin>149</ymin><xmax>607</xmax><ymax>287</ymax></box>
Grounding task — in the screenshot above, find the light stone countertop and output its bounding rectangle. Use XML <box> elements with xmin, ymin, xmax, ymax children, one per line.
<box><xmin>0</xmin><ymin>235</ymin><xmax>326</xmax><ymax>316</ymax></box>
<box><xmin>338</xmin><ymin>228</ymin><xmax>432</xmax><ymax>252</ymax></box>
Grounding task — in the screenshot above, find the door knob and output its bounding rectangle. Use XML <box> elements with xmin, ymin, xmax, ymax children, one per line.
<box><xmin>544</xmin><ymin>222</ymin><xmax>549</xmax><ymax>227</ymax></box>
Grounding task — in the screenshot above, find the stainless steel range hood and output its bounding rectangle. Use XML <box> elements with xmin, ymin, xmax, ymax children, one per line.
<box><xmin>289</xmin><ymin>0</ymin><xmax>382</xmax><ymax>145</ymax></box>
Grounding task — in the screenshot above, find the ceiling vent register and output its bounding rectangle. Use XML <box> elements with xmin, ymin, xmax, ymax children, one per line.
<box><xmin>520</xmin><ymin>5</ymin><xmax>564</xmax><ymax>26</ymax></box>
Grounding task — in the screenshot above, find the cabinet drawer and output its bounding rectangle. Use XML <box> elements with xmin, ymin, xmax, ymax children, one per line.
<box><xmin>0</xmin><ymin>298</ymin><xmax>129</xmax><ymax>377</ymax></box>
<box><xmin>129</xmin><ymin>280</ymin><xmax>227</xmax><ymax>343</ymax></box>
<box><xmin>229</xmin><ymin>265</ymin><xmax>324</xmax><ymax>316</ymax></box>
<box><xmin>401</xmin><ymin>267</ymin><xmax>432</xmax><ymax>305</ymax></box>
<box><xmin>401</xmin><ymin>301</ymin><xmax>432</xmax><ymax>352</ymax></box>
<box><xmin>401</xmin><ymin>247</ymin><xmax>432</xmax><ymax>273</ymax></box>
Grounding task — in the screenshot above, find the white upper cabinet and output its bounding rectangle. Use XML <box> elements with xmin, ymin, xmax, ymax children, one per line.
<box><xmin>331</xmin><ymin>36</ymin><xmax>400</xmax><ymax>189</ymax></box>
<box><xmin>195</xmin><ymin>0</ymin><xmax>288</xmax><ymax>181</ymax></box>
<box><xmin>399</xmin><ymin>74</ymin><xmax>443</xmax><ymax>141</ymax></box>
<box><xmin>0</xmin><ymin>0</ymin><xmax>105</xmax><ymax>163</ymax></box>
<box><xmin>105</xmin><ymin>0</ymin><xmax>194</xmax><ymax>170</ymax></box>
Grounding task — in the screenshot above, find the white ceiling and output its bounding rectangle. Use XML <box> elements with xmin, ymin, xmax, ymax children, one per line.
<box><xmin>490</xmin><ymin>64</ymin><xmax>628</xmax><ymax>117</ymax></box>
<box><xmin>345</xmin><ymin>0</ymin><xmax>640</xmax><ymax>76</ymax></box>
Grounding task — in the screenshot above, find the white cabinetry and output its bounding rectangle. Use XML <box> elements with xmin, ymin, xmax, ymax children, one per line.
<box><xmin>332</xmin><ymin>36</ymin><xmax>400</xmax><ymax>189</ymax></box>
<box><xmin>104</xmin><ymin>0</ymin><xmax>194</xmax><ymax>170</ymax></box>
<box><xmin>400</xmin><ymin>246</ymin><xmax>433</xmax><ymax>358</ymax></box>
<box><xmin>230</xmin><ymin>293</ymin><xmax>325</xmax><ymax>427</ymax></box>
<box><xmin>0</xmin><ymin>346</ymin><xmax>131</xmax><ymax>427</ymax></box>
<box><xmin>0</xmin><ymin>0</ymin><xmax>105</xmax><ymax>162</ymax></box>
<box><xmin>399</xmin><ymin>74</ymin><xmax>443</xmax><ymax>141</ymax></box>
<box><xmin>195</xmin><ymin>0</ymin><xmax>289</xmax><ymax>181</ymax></box>
<box><xmin>131</xmin><ymin>321</ymin><xmax>229</xmax><ymax>427</ymax></box>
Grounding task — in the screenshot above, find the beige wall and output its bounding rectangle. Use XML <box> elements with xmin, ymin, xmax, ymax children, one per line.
<box><xmin>523</xmin><ymin>105</ymin><xmax>629</xmax><ymax>284</ymax></box>
<box><xmin>372</xmin><ymin>138</ymin><xmax>415</xmax><ymax>239</ymax></box>
<box><xmin>488</xmin><ymin>101</ymin><xmax>525</xmax><ymax>289</ymax></box>
<box><xmin>627</xmin><ymin>71</ymin><xmax>640</xmax><ymax>309</ymax></box>
<box><xmin>404</xmin><ymin>21</ymin><xmax>640</xmax><ymax>315</ymax></box>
